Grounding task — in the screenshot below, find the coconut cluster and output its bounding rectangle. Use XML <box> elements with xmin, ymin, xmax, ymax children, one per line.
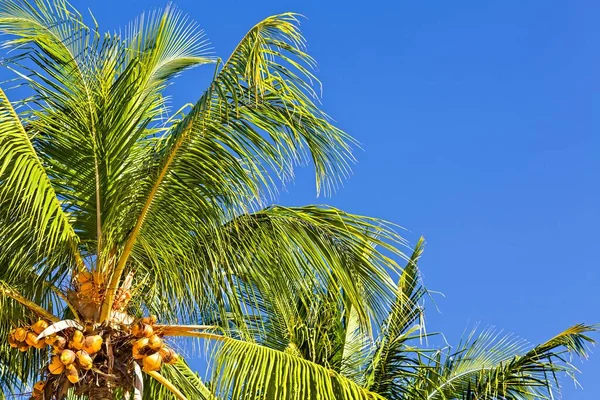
<box><xmin>130</xmin><ymin>316</ymin><xmax>178</xmax><ymax>372</ymax></box>
<box><xmin>47</xmin><ymin>330</ymin><xmax>102</xmax><ymax>383</ymax></box>
<box><xmin>76</xmin><ymin>270</ymin><xmax>105</xmax><ymax>304</ymax></box>
<box><xmin>8</xmin><ymin>320</ymin><xmax>49</xmax><ymax>352</ymax></box>
<box><xmin>9</xmin><ymin>320</ymin><xmax>103</xmax><ymax>399</ymax></box>
<box><xmin>7</xmin><ymin>270</ymin><xmax>176</xmax><ymax>399</ymax></box>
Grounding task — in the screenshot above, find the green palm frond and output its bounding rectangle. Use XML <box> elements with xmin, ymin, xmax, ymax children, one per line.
<box><xmin>211</xmin><ymin>336</ymin><xmax>384</xmax><ymax>400</ymax></box>
<box><xmin>0</xmin><ymin>0</ymin><xmax>104</xmax><ymax>249</ymax></box>
<box><xmin>144</xmin><ymin>360</ymin><xmax>214</xmax><ymax>400</ymax></box>
<box><xmin>0</xmin><ymin>88</ymin><xmax>80</xmax><ymax>272</ymax></box>
<box><xmin>339</xmin><ymin>305</ymin><xmax>373</xmax><ymax>385</ymax></box>
<box><xmin>366</xmin><ymin>237</ymin><xmax>427</xmax><ymax>397</ymax></box>
<box><xmin>1</xmin><ymin>0</ymin><xmax>213</xmax><ymax>257</ymax></box>
<box><xmin>102</xmin><ymin>12</ymin><xmax>358</xmax><ymax>319</ymax></box>
<box><xmin>132</xmin><ymin>205</ymin><xmax>404</xmax><ymax>335</ymax></box>
<box><xmin>409</xmin><ymin>324</ymin><xmax>597</xmax><ymax>400</ymax></box>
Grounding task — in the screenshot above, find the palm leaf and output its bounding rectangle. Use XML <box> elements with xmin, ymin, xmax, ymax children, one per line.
<box><xmin>211</xmin><ymin>336</ymin><xmax>384</xmax><ymax>400</ymax></box>
<box><xmin>131</xmin><ymin>205</ymin><xmax>404</xmax><ymax>336</ymax></box>
<box><xmin>102</xmin><ymin>13</ymin><xmax>357</xmax><ymax>320</ymax></box>
<box><xmin>409</xmin><ymin>324</ymin><xmax>597</xmax><ymax>400</ymax></box>
<box><xmin>0</xmin><ymin>88</ymin><xmax>80</xmax><ymax>268</ymax></box>
<box><xmin>143</xmin><ymin>360</ymin><xmax>214</xmax><ymax>400</ymax></box>
<box><xmin>365</xmin><ymin>237</ymin><xmax>427</xmax><ymax>398</ymax></box>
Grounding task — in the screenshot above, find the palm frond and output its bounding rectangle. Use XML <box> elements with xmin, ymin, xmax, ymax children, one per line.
<box><xmin>211</xmin><ymin>336</ymin><xmax>384</xmax><ymax>400</ymax></box>
<box><xmin>144</xmin><ymin>360</ymin><xmax>214</xmax><ymax>400</ymax></box>
<box><xmin>366</xmin><ymin>237</ymin><xmax>426</xmax><ymax>397</ymax></box>
<box><xmin>409</xmin><ymin>324</ymin><xmax>597</xmax><ymax>400</ymax></box>
<box><xmin>0</xmin><ymin>88</ymin><xmax>81</xmax><ymax>271</ymax></box>
<box><xmin>132</xmin><ymin>205</ymin><xmax>405</xmax><ymax>336</ymax></box>
<box><xmin>102</xmin><ymin>13</ymin><xmax>357</xmax><ymax>320</ymax></box>
<box><xmin>1</xmin><ymin>0</ymin><xmax>214</xmax><ymax>261</ymax></box>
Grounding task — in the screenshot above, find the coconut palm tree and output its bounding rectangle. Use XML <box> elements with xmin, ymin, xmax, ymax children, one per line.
<box><xmin>0</xmin><ymin>1</ymin><xmax>595</xmax><ymax>400</ymax></box>
<box><xmin>224</xmin><ymin>238</ymin><xmax>596</xmax><ymax>399</ymax></box>
<box><xmin>0</xmin><ymin>0</ymin><xmax>410</xmax><ymax>398</ymax></box>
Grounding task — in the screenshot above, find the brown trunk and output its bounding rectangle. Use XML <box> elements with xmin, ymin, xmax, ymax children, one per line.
<box><xmin>87</xmin><ymin>386</ymin><xmax>114</xmax><ymax>400</ymax></box>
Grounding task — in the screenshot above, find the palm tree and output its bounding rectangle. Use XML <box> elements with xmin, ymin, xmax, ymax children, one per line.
<box><xmin>0</xmin><ymin>0</ymin><xmax>412</xmax><ymax>399</ymax></box>
<box><xmin>225</xmin><ymin>237</ymin><xmax>596</xmax><ymax>399</ymax></box>
<box><xmin>0</xmin><ymin>1</ymin><xmax>595</xmax><ymax>399</ymax></box>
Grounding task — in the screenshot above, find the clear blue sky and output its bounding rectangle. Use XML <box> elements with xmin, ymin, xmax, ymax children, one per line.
<box><xmin>7</xmin><ymin>0</ymin><xmax>600</xmax><ymax>397</ymax></box>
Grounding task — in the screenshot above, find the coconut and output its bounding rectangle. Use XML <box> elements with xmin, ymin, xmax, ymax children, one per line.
<box><xmin>8</xmin><ymin>334</ymin><xmax>18</xmax><ymax>348</ymax></box>
<box><xmin>25</xmin><ymin>332</ymin><xmax>41</xmax><ymax>347</ymax></box>
<box><xmin>142</xmin><ymin>352</ymin><xmax>162</xmax><ymax>371</ymax></box>
<box><xmin>65</xmin><ymin>364</ymin><xmax>79</xmax><ymax>383</ymax></box>
<box><xmin>131</xmin><ymin>322</ymin><xmax>141</xmax><ymax>337</ymax></box>
<box><xmin>45</xmin><ymin>334</ymin><xmax>57</xmax><ymax>346</ymax></box>
<box><xmin>14</xmin><ymin>327</ymin><xmax>27</xmax><ymax>342</ymax></box>
<box><xmin>142</xmin><ymin>315</ymin><xmax>157</xmax><ymax>325</ymax></box>
<box><xmin>53</xmin><ymin>335</ymin><xmax>67</xmax><ymax>350</ymax></box>
<box><xmin>60</xmin><ymin>349</ymin><xmax>76</xmax><ymax>365</ymax></box>
<box><xmin>148</xmin><ymin>335</ymin><xmax>163</xmax><ymax>351</ymax></box>
<box><xmin>141</xmin><ymin>324</ymin><xmax>154</xmax><ymax>338</ymax></box>
<box><xmin>82</xmin><ymin>335</ymin><xmax>103</xmax><ymax>354</ymax></box>
<box><xmin>70</xmin><ymin>330</ymin><xmax>84</xmax><ymax>350</ymax></box>
<box><xmin>76</xmin><ymin>350</ymin><xmax>93</xmax><ymax>370</ymax></box>
<box><xmin>78</xmin><ymin>270</ymin><xmax>92</xmax><ymax>284</ymax></box>
<box><xmin>49</xmin><ymin>356</ymin><xmax>64</xmax><ymax>374</ymax></box>
<box><xmin>132</xmin><ymin>337</ymin><xmax>149</xmax><ymax>359</ymax></box>
<box><xmin>31</xmin><ymin>320</ymin><xmax>49</xmax><ymax>335</ymax></box>
<box><xmin>79</xmin><ymin>282</ymin><xmax>94</xmax><ymax>295</ymax></box>
<box><xmin>160</xmin><ymin>347</ymin><xmax>178</xmax><ymax>365</ymax></box>
<box><xmin>18</xmin><ymin>343</ymin><xmax>29</xmax><ymax>352</ymax></box>
<box><xmin>92</xmin><ymin>270</ymin><xmax>104</xmax><ymax>285</ymax></box>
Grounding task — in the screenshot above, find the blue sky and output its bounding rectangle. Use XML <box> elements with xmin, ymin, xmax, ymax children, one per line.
<box><xmin>5</xmin><ymin>0</ymin><xmax>600</xmax><ymax>397</ymax></box>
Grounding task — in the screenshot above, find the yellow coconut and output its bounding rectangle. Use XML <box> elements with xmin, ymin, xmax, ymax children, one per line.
<box><xmin>147</xmin><ymin>335</ymin><xmax>163</xmax><ymax>352</ymax></box>
<box><xmin>31</xmin><ymin>320</ymin><xmax>49</xmax><ymax>335</ymax></box>
<box><xmin>131</xmin><ymin>322</ymin><xmax>142</xmax><ymax>337</ymax></box>
<box><xmin>53</xmin><ymin>335</ymin><xmax>67</xmax><ymax>350</ymax></box>
<box><xmin>18</xmin><ymin>343</ymin><xmax>29</xmax><ymax>352</ymax></box>
<box><xmin>160</xmin><ymin>347</ymin><xmax>179</xmax><ymax>365</ymax></box>
<box><xmin>25</xmin><ymin>332</ymin><xmax>41</xmax><ymax>347</ymax></box>
<box><xmin>132</xmin><ymin>337</ymin><xmax>149</xmax><ymax>359</ymax></box>
<box><xmin>45</xmin><ymin>334</ymin><xmax>57</xmax><ymax>346</ymax></box>
<box><xmin>78</xmin><ymin>270</ymin><xmax>92</xmax><ymax>284</ymax></box>
<box><xmin>65</xmin><ymin>364</ymin><xmax>79</xmax><ymax>383</ymax></box>
<box><xmin>79</xmin><ymin>282</ymin><xmax>94</xmax><ymax>295</ymax></box>
<box><xmin>76</xmin><ymin>350</ymin><xmax>93</xmax><ymax>370</ymax></box>
<box><xmin>8</xmin><ymin>334</ymin><xmax>18</xmax><ymax>348</ymax></box>
<box><xmin>142</xmin><ymin>315</ymin><xmax>157</xmax><ymax>325</ymax></box>
<box><xmin>82</xmin><ymin>335</ymin><xmax>103</xmax><ymax>354</ymax></box>
<box><xmin>141</xmin><ymin>324</ymin><xmax>154</xmax><ymax>338</ymax></box>
<box><xmin>14</xmin><ymin>327</ymin><xmax>27</xmax><ymax>342</ymax></box>
<box><xmin>142</xmin><ymin>352</ymin><xmax>162</xmax><ymax>372</ymax></box>
<box><xmin>60</xmin><ymin>349</ymin><xmax>76</xmax><ymax>365</ymax></box>
<box><xmin>70</xmin><ymin>330</ymin><xmax>84</xmax><ymax>350</ymax></box>
<box><xmin>49</xmin><ymin>356</ymin><xmax>64</xmax><ymax>374</ymax></box>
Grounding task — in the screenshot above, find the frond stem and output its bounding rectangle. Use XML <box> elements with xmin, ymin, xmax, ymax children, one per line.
<box><xmin>0</xmin><ymin>283</ymin><xmax>59</xmax><ymax>322</ymax></box>
<box><xmin>145</xmin><ymin>370</ymin><xmax>187</xmax><ymax>400</ymax></box>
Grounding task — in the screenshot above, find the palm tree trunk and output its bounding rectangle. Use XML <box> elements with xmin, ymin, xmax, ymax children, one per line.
<box><xmin>88</xmin><ymin>386</ymin><xmax>114</xmax><ymax>400</ymax></box>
